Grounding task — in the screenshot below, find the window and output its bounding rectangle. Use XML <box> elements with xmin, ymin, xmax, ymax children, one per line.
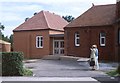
<box><xmin>75</xmin><ymin>32</ymin><xmax>80</xmax><ymax>46</ymax></box>
<box><xmin>36</xmin><ymin>36</ymin><xmax>43</xmax><ymax>48</ymax></box>
<box><xmin>100</xmin><ymin>32</ymin><xmax>106</xmax><ymax>46</ymax></box>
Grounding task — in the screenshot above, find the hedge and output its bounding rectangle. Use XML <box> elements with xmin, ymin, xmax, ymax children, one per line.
<box><xmin>2</xmin><ymin>52</ymin><xmax>24</xmax><ymax>76</ymax></box>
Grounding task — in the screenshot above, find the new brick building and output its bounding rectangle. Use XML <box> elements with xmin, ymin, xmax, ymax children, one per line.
<box><xmin>64</xmin><ymin>2</ymin><xmax>120</xmax><ymax>61</ymax></box>
<box><xmin>13</xmin><ymin>11</ymin><xmax>68</xmax><ymax>58</ymax></box>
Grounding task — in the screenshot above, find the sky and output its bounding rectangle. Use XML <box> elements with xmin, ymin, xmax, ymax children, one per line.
<box><xmin>0</xmin><ymin>0</ymin><xmax>116</xmax><ymax>36</ymax></box>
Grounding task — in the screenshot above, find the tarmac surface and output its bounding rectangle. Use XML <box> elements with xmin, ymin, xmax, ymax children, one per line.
<box><xmin>24</xmin><ymin>59</ymin><xmax>117</xmax><ymax>77</ymax></box>
<box><xmin>1</xmin><ymin>57</ymin><xmax>119</xmax><ymax>83</ymax></box>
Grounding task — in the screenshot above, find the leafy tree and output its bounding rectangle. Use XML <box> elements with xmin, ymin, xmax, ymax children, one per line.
<box><xmin>0</xmin><ymin>22</ymin><xmax>5</xmax><ymax>40</ymax></box>
<box><xmin>9</xmin><ymin>34</ymin><xmax>13</xmax><ymax>51</ymax></box>
<box><xmin>0</xmin><ymin>22</ymin><xmax>5</xmax><ymax>30</ymax></box>
<box><xmin>62</xmin><ymin>15</ymin><xmax>75</xmax><ymax>22</ymax></box>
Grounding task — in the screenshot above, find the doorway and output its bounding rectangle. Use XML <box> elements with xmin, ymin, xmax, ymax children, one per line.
<box><xmin>53</xmin><ymin>40</ymin><xmax>64</xmax><ymax>55</ymax></box>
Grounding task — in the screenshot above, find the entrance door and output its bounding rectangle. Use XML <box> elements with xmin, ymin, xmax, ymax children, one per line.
<box><xmin>54</xmin><ymin>40</ymin><xmax>64</xmax><ymax>55</ymax></box>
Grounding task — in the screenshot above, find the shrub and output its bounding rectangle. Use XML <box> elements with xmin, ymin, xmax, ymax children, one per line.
<box><xmin>2</xmin><ymin>52</ymin><xmax>24</xmax><ymax>76</ymax></box>
<box><xmin>117</xmin><ymin>66</ymin><xmax>120</xmax><ymax>74</ymax></box>
<box><xmin>23</xmin><ymin>68</ymin><xmax>33</xmax><ymax>76</ymax></box>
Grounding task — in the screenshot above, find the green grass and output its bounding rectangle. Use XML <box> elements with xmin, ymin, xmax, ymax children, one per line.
<box><xmin>23</xmin><ymin>68</ymin><xmax>33</xmax><ymax>76</ymax></box>
<box><xmin>106</xmin><ymin>69</ymin><xmax>120</xmax><ymax>77</ymax></box>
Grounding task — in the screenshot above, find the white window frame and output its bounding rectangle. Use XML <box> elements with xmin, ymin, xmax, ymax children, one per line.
<box><xmin>36</xmin><ymin>36</ymin><xmax>43</xmax><ymax>48</ymax></box>
<box><xmin>100</xmin><ymin>32</ymin><xmax>106</xmax><ymax>46</ymax></box>
<box><xmin>75</xmin><ymin>32</ymin><xmax>80</xmax><ymax>46</ymax></box>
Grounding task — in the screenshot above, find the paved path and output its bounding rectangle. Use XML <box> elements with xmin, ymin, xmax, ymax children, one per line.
<box><xmin>24</xmin><ymin>59</ymin><xmax>117</xmax><ymax>77</ymax></box>
<box><xmin>1</xmin><ymin>59</ymin><xmax>119</xmax><ymax>83</ymax></box>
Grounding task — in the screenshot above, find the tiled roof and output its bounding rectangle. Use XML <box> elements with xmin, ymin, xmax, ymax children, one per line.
<box><xmin>65</xmin><ymin>4</ymin><xmax>116</xmax><ymax>28</ymax></box>
<box><xmin>13</xmin><ymin>11</ymin><xmax>68</xmax><ymax>31</ymax></box>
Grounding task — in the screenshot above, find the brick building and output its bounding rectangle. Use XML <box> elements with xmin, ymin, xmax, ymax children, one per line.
<box><xmin>64</xmin><ymin>2</ymin><xmax>120</xmax><ymax>61</ymax></box>
<box><xmin>13</xmin><ymin>11</ymin><xmax>68</xmax><ymax>58</ymax></box>
<box><xmin>0</xmin><ymin>40</ymin><xmax>11</xmax><ymax>52</ymax></box>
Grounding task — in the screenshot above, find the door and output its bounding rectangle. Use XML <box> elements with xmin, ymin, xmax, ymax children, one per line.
<box><xmin>54</xmin><ymin>40</ymin><xmax>64</xmax><ymax>55</ymax></box>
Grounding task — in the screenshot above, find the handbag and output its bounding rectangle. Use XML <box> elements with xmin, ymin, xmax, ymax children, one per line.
<box><xmin>89</xmin><ymin>58</ymin><xmax>95</xmax><ymax>66</ymax></box>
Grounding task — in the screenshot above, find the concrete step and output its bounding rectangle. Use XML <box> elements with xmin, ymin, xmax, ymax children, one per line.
<box><xmin>42</xmin><ymin>55</ymin><xmax>60</xmax><ymax>60</ymax></box>
<box><xmin>60</xmin><ymin>56</ymin><xmax>79</xmax><ymax>61</ymax></box>
<box><xmin>42</xmin><ymin>55</ymin><xmax>80</xmax><ymax>61</ymax></box>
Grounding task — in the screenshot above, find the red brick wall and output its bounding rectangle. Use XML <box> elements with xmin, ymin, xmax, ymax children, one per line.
<box><xmin>64</xmin><ymin>26</ymin><xmax>116</xmax><ymax>61</ymax></box>
<box><xmin>13</xmin><ymin>30</ymin><xmax>50</xmax><ymax>58</ymax></box>
<box><xmin>1</xmin><ymin>44</ymin><xmax>11</xmax><ymax>52</ymax></box>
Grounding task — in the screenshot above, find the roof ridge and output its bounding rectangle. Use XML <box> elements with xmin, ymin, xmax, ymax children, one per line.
<box><xmin>93</xmin><ymin>4</ymin><xmax>115</xmax><ymax>7</ymax></box>
<box><xmin>43</xmin><ymin>11</ymin><xmax>51</xmax><ymax>28</ymax></box>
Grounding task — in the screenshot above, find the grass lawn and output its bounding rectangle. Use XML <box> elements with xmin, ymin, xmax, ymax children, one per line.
<box><xmin>106</xmin><ymin>69</ymin><xmax>120</xmax><ymax>77</ymax></box>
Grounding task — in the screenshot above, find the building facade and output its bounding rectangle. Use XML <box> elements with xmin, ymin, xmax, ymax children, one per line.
<box><xmin>64</xmin><ymin>2</ymin><xmax>120</xmax><ymax>61</ymax></box>
<box><xmin>0</xmin><ymin>40</ymin><xmax>11</xmax><ymax>52</ymax></box>
<box><xmin>13</xmin><ymin>11</ymin><xmax>68</xmax><ymax>58</ymax></box>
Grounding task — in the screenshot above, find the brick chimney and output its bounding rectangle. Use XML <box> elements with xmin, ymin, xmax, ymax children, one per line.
<box><xmin>117</xmin><ymin>0</ymin><xmax>120</xmax><ymax>19</ymax></box>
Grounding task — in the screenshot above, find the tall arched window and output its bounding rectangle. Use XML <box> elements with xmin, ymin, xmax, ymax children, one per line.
<box><xmin>75</xmin><ymin>32</ymin><xmax>80</xmax><ymax>46</ymax></box>
<box><xmin>100</xmin><ymin>32</ymin><xmax>106</xmax><ymax>46</ymax></box>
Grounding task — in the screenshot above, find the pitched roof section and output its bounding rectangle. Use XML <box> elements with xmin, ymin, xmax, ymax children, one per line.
<box><xmin>0</xmin><ymin>40</ymin><xmax>11</xmax><ymax>44</ymax></box>
<box><xmin>13</xmin><ymin>11</ymin><xmax>68</xmax><ymax>31</ymax></box>
<box><xmin>65</xmin><ymin>4</ymin><xmax>116</xmax><ymax>28</ymax></box>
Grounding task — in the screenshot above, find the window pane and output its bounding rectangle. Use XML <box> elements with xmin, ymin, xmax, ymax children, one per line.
<box><xmin>41</xmin><ymin>37</ymin><xmax>43</xmax><ymax>40</ymax></box>
<box><xmin>75</xmin><ymin>32</ymin><xmax>80</xmax><ymax>46</ymax></box>
<box><xmin>100</xmin><ymin>32</ymin><xmax>106</xmax><ymax>46</ymax></box>
<box><xmin>55</xmin><ymin>41</ymin><xmax>59</xmax><ymax>48</ymax></box>
<box><xmin>41</xmin><ymin>40</ymin><xmax>43</xmax><ymax>47</ymax></box>
<box><xmin>60</xmin><ymin>49</ymin><xmax>64</xmax><ymax>54</ymax></box>
<box><xmin>76</xmin><ymin>34</ymin><xmax>79</xmax><ymax>37</ymax></box>
<box><xmin>36</xmin><ymin>36</ymin><xmax>43</xmax><ymax>48</ymax></box>
<box><xmin>54</xmin><ymin>49</ymin><xmax>59</xmax><ymax>54</ymax></box>
<box><xmin>101</xmin><ymin>33</ymin><xmax>105</xmax><ymax>36</ymax></box>
<box><xmin>60</xmin><ymin>41</ymin><xmax>64</xmax><ymax>48</ymax></box>
<box><xmin>101</xmin><ymin>38</ymin><xmax>105</xmax><ymax>44</ymax></box>
<box><xmin>37</xmin><ymin>40</ymin><xmax>39</xmax><ymax>47</ymax></box>
<box><xmin>77</xmin><ymin>39</ymin><xmax>80</xmax><ymax>44</ymax></box>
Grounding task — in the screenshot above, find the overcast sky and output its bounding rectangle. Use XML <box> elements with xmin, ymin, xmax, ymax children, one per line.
<box><xmin>0</xmin><ymin>0</ymin><xmax>116</xmax><ymax>36</ymax></box>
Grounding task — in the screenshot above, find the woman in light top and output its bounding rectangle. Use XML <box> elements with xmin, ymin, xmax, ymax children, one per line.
<box><xmin>90</xmin><ymin>45</ymin><xmax>99</xmax><ymax>70</ymax></box>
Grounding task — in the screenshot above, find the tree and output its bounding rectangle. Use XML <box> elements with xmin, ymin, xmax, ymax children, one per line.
<box><xmin>0</xmin><ymin>22</ymin><xmax>13</xmax><ymax>51</ymax></box>
<box><xmin>0</xmin><ymin>22</ymin><xmax>5</xmax><ymax>39</ymax></box>
<box><xmin>62</xmin><ymin>15</ymin><xmax>75</xmax><ymax>22</ymax></box>
<box><xmin>9</xmin><ymin>34</ymin><xmax>13</xmax><ymax>51</ymax></box>
<box><xmin>0</xmin><ymin>22</ymin><xmax>5</xmax><ymax>30</ymax></box>
<box><xmin>0</xmin><ymin>22</ymin><xmax>10</xmax><ymax>42</ymax></box>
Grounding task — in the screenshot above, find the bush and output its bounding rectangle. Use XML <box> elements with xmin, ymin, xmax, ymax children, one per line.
<box><xmin>2</xmin><ymin>52</ymin><xmax>24</xmax><ymax>76</ymax></box>
<box><xmin>117</xmin><ymin>66</ymin><xmax>120</xmax><ymax>74</ymax></box>
<box><xmin>23</xmin><ymin>68</ymin><xmax>33</xmax><ymax>76</ymax></box>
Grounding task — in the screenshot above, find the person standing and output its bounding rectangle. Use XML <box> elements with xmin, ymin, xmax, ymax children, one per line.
<box><xmin>94</xmin><ymin>45</ymin><xmax>99</xmax><ymax>70</ymax></box>
<box><xmin>90</xmin><ymin>45</ymin><xmax>99</xmax><ymax>70</ymax></box>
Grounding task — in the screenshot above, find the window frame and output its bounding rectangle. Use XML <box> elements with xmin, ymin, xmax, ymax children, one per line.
<box><xmin>36</xmin><ymin>36</ymin><xmax>43</xmax><ymax>48</ymax></box>
<box><xmin>100</xmin><ymin>32</ymin><xmax>106</xmax><ymax>46</ymax></box>
<box><xmin>75</xmin><ymin>32</ymin><xmax>80</xmax><ymax>47</ymax></box>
